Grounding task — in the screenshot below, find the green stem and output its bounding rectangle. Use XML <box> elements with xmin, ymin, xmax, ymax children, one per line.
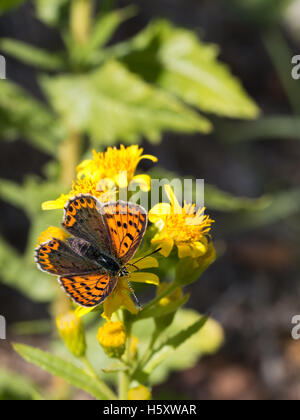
<box><xmin>59</xmin><ymin>131</ymin><xmax>81</xmax><ymax>186</ymax></box>
<box><xmin>134</xmin><ymin>328</ymin><xmax>160</xmax><ymax>375</ymax></box>
<box><xmin>118</xmin><ymin>316</ymin><xmax>132</xmax><ymax>400</ymax></box>
<box><xmin>140</xmin><ymin>282</ymin><xmax>177</xmax><ymax>315</ymax></box>
<box><xmin>81</xmin><ymin>356</ymin><xmax>117</xmax><ymax>400</ymax></box>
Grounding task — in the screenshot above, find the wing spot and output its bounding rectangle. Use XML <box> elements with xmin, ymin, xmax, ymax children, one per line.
<box><xmin>123</xmin><ymin>223</ymin><xmax>128</xmax><ymax>229</ymax></box>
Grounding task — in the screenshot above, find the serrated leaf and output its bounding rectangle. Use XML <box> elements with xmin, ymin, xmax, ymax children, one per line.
<box><xmin>121</xmin><ymin>20</ymin><xmax>259</xmax><ymax>119</ymax></box>
<box><xmin>0</xmin><ymin>38</ymin><xmax>66</xmax><ymax>70</ymax></box>
<box><xmin>13</xmin><ymin>343</ymin><xmax>115</xmax><ymax>400</ymax></box>
<box><xmin>41</xmin><ymin>60</ymin><xmax>211</xmax><ymax>145</ymax></box>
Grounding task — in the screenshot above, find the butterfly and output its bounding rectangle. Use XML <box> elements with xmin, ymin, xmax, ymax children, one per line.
<box><xmin>35</xmin><ymin>194</ymin><xmax>148</xmax><ymax>307</ymax></box>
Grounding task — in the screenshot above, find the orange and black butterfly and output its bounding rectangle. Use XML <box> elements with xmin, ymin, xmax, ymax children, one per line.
<box><xmin>35</xmin><ymin>194</ymin><xmax>148</xmax><ymax>307</ymax></box>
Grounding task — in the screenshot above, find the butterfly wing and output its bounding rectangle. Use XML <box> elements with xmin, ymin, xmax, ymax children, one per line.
<box><xmin>62</xmin><ymin>194</ymin><xmax>112</xmax><ymax>255</ymax></box>
<box><xmin>35</xmin><ymin>238</ymin><xmax>100</xmax><ymax>276</ymax></box>
<box><xmin>101</xmin><ymin>200</ymin><xmax>148</xmax><ymax>265</ymax></box>
<box><xmin>59</xmin><ymin>273</ymin><xmax>117</xmax><ymax>307</ymax></box>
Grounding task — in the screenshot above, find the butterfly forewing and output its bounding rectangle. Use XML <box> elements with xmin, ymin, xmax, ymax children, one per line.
<box><xmin>62</xmin><ymin>194</ymin><xmax>112</xmax><ymax>255</ymax></box>
<box><xmin>59</xmin><ymin>273</ymin><xmax>118</xmax><ymax>307</ymax></box>
<box><xmin>35</xmin><ymin>238</ymin><xmax>100</xmax><ymax>276</ymax></box>
<box><xmin>102</xmin><ymin>201</ymin><xmax>148</xmax><ymax>265</ymax></box>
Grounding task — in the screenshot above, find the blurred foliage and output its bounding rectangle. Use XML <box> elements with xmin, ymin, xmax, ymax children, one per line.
<box><xmin>0</xmin><ymin>0</ymin><xmax>297</xmax><ymax>400</ymax></box>
<box><xmin>0</xmin><ymin>0</ymin><xmax>261</xmax><ymax>304</ymax></box>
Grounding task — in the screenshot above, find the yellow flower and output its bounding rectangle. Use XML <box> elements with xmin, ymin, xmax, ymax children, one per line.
<box><xmin>56</xmin><ymin>311</ymin><xmax>86</xmax><ymax>358</ymax></box>
<box><xmin>37</xmin><ymin>226</ymin><xmax>67</xmax><ymax>245</ymax></box>
<box><xmin>128</xmin><ymin>385</ymin><xmax>151</xmax><ymax>400</ymax></box>
<box><xmin>149</xmin><ymin>185</ymin><xmax>214</xmax><ymax>259</ymax></box>
<box><xmin>42</xmin><ymin>177</ymin><xmax>116</xmax><ymax>210</ymax></box>
<box><xmin>97</xmin><ymin>321</ymin><xmax>126</xmax><ymax>359</ymax></box>
<box><xmin>76</xmin><ymin>256</ymin><xmax>159</xmax><ymax>320</ymax></box>
<box><xmin>77</xmin><ymin>145</ymin><xmax>157</xmax><ymax>192</ymax></box>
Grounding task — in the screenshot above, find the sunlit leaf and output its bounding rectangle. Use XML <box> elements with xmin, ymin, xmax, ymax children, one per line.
<box><xmin>120</xmin><ymin>20</ymin><xmax>259</xmax><ymax>119</ymax></box>
<box><xmin>0</xmin><ymin>38</ymin><xmax>66</xmax><ymax>70</ymax></box>
<box><xmin>13</xmin><ymin>344</ymin><xmax>114</xmax><ymax>400</ymax></box>
<box><xmin>41</xmin><ymin>60</ymin><xmax>211</xmax><ymax>145</ymax></box>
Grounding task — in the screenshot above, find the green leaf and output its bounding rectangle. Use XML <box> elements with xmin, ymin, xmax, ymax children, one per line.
<box><xmin>0</xmin><ymin>0</ymin><xmax>25</xmax><ymax>14</ymax></box>
<box><xmin>89</xmin><ymin>6</ymin><xmax>137</xmax><ymax>51</ymax></box>
<box><xmin>34</xmin><ymin>0</ymin><xmax>69</xmax><ymax>26</ymax></box>
<box><xmin>41</xmin><ymin>60</ymin><xmax>211</xmax><ymax>145</ymax></box>
<box><xmin>216</xmin><ymin>116</ymin><xmax>300</xmax><ymax>143</ymax></box>
<box><xmin>133</xmin><ymin>310</ymin><xmax>224</xmax><ymax>385</ymax></box>
<box><xmin>121</xmin><ymin>20</ymin><xmax>260</xmax><ymax>119</ymax></box>
<box><xmin>205</xmin><ymin>184</ymin><xmax>270</xmax><ymax>212</ymax></box>
<box><xmin>13</xmin><ymin>343</ymin><xmax>114</xmax><ymax>400</ymax></box>
<box><xmin>0</xmin><ymin>38</ymin><xmax>66</xmax><ymax>70</ymax></box>
<box><xmin>0</xmin><ymin>81</ymin><xmax>63</xmax><ymax>154</ymax></box>
<box><xmin>142</xmin><ymin>315</ymin><xmax>208</xmax><ymax>375</ymax></box>
<box><xmin>0</xmin><ymin>367</ymin><xmax>43</xmax><ymax>400</ymax></box>
<box><xmin>222</xmin><ymin>188</ymin><xmax>300</xmax><ymax>233</ymax></box>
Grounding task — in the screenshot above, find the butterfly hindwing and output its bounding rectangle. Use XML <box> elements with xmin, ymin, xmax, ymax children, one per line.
<box><xmin>62</xmin><ymin>194</ymin><xmax>112</xmax><ymax>255</ymax></box>
<box><xmin>59</xmin><ymin>273</ymin><xmax>118</xmax><ymax>307</ymax></box>
<box><xmin>102</xmin><ymin>200</ymin><xmax>148</xmax><ymax>264</ymax></box>
<box><xmin>35</xmin><ymin>238</ymin><xmax>100</xmax><ymax>276</ymax></box>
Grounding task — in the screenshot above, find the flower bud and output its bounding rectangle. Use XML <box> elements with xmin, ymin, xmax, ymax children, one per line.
<box><xmin>56</xmin><ymin>311</ymin><xmax>86</xmax><ymax>358</ymax></box>
<box><xmin>128</xmin><ymin>385</ymin><xmax>151</xmax><ymax>400</ymax></box>
<box><xmin>97</xmin><ymin>321</ymin><xmax>126</xmax><ymax>359</ymax></box>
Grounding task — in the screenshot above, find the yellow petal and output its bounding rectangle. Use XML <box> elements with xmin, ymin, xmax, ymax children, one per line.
<box><xmin>42</xmin><ymin>197</ymin><xmax>67</xmax><ymax>210</ymax></box>
<box><xmin>177</xmin><ymin>243</ymin><xmax>194</xmax><ymax>259</ymax></box>
<box><xmin>131</xmin><ymin>174</ymin><xmax>152</xmax><ymax>192</ymax></box>
<box><xmin>114</xmin><ymin>171</ymin><xmax>128</xmax><ymax>188</ymax></box>
<box><xmin>129</xmin><ymin>256</ymin><xmax>159</xmax><ymax>270</ymax></box>
<box><xmin>192</xmin><ymin>241</ymin><xmax>208</xmax><ymax>257</ymax></box>
<box><xmin>164</xmin><ymin>184</ymin><xmax>182</xmax><ymax>214</ymax></box>
<box><xmin>151</xmin><ymin>235</ymin><xmax>174</xmax><ymax>258</ymax></box>
<box><xmin>139</xmin><ymin>154</ymin><xmax>158</xmax><ymax>163</ymax></box>
<box><xmin>103</xmin><ymin>293</ymin><xmax>123</xmax><ymax>320</ymax></box>
<box><xmin>75</xmin><ymin>306</ymin><xmax>94</xmax><ymax>318</ymax></box>
<box><xmin>128</xmin><ymin>272</ymin><xmax>160</xmax><ymax>286</ymax></box>
<box><xmin>149</xmin><ymin>203</ymin><xmax>171</xmax><ymax>223</ymax></box>
<box><xmin>120</xmin><ymin>292</ymin><xmax>139</xmax><ymax>315</ymax></box>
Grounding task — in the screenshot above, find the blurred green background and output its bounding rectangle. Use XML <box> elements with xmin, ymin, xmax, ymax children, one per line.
<box><xmin>1</xmin><ymin>0</ymin><xmax>300</xmax><ymax>400</ymax></box>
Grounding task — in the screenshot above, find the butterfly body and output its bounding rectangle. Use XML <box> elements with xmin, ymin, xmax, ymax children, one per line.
<box><xmin>35</xmin><ymin>194</ymin><xmax>147</xmax><ymax>307</ymax></box>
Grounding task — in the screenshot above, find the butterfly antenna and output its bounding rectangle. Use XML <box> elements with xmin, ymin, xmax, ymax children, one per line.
<box><xmin>127</xmin><ymin>281</ymin><xmax>142</xmax><ymax>311</ymax></box>
<box><xmin>130</xmin><ymin>247</ymin><xmax>162</xmax><ymax>266</ymax></box>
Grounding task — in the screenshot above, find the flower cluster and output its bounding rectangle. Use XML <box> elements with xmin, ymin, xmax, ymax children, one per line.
<box><xmin>37</xmin><ymin>144</ymin><xmax>216</xmax><ymax>400</ymax></box>
<box><xmin>42</xmin><ymin>145</ymin><xmax>157</xmax><ymax>210</ymax></box>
